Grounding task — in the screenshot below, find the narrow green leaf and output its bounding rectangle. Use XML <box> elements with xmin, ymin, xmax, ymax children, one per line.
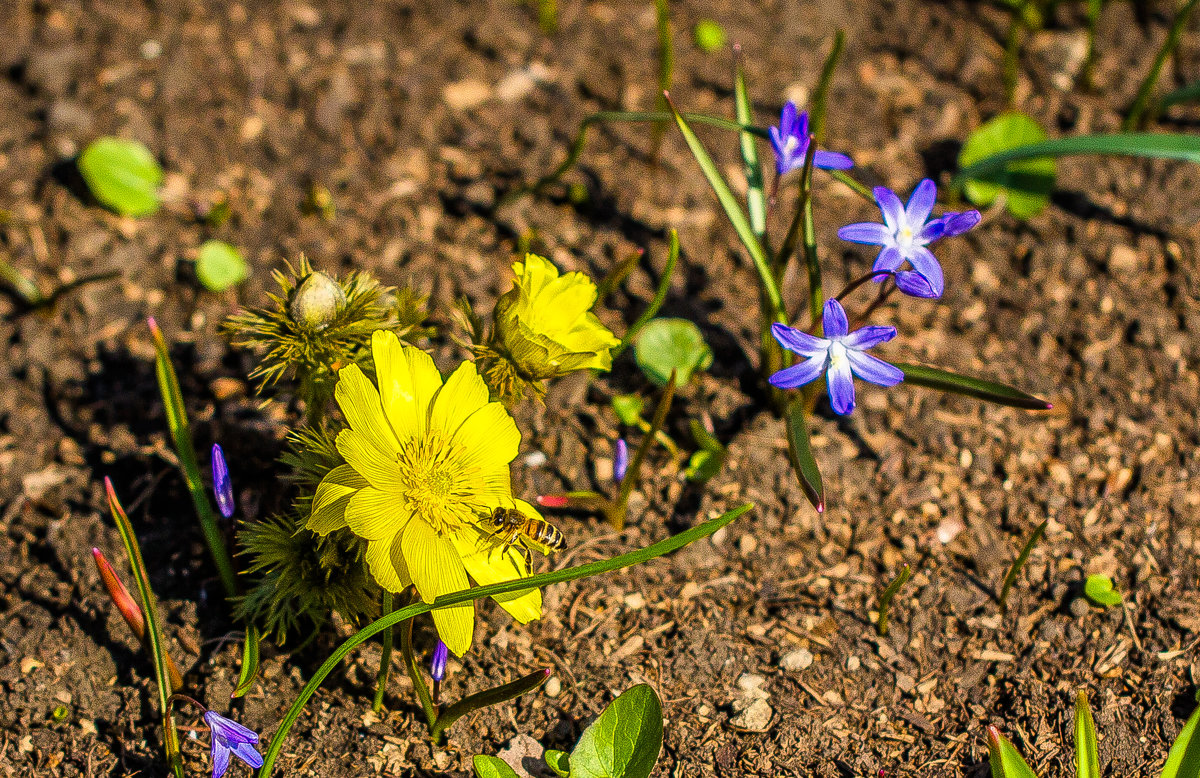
<box><xmin>434</xmin><ymin>669</ymin><xmax>550</xmax><ymax>741</ymax></box>
<box><xmin>734</xmin><ymin>51</ymin><xmax>766</xmax><ymax>242</ymax></box>
<box><xmin>257</xmin><ymin>504</ymin><xmax>754</xmax><ymax>777</ymax></box>
<box><xmin>890</xmin><ymin>362</ymin><xmax>1052</xmax><ymax>410</ymax></box>
<box><xmin>231</xmin><ymin>625</ymin><xmax>260</xmax><ymax>698</ymax></box>
<box><xmin>810</xmin><ymin>31</ymin><xmax>845</xmax><ymax>144</ymax></box>
<box><xmin>545</xmin><ymin>750</ymin><xmax>571</xmax><ymax>777</ymax></box>
<box><xmin>957</xmin><ymin>113</ymin><xmax>1055</xmax><ymax>219</ymax></box>
<box><xmin>785</xmin><ymin>400</ymin><xmax>824</xmax><ymax>512</ymax></box>
<box><xmin>570</xmin><ymin>685</ymin><xmax>663</xmax><ymax>778</ymax></box>
<box><xmin>999</xmin><ymin>520</ymin><xmax>1048</xmax><ymax>610</ymax></box>
<box><xmin>1159</xmin><ymin>702</ymin><xmax>1200</xmax><ymax>778</ymax></box>
<box><xmin>1075</xmin><ymin>691</ymin><xmax>1101</xmax><ymax>778</ymax></box>
<box><xmin>1158</xmin><ymin>80</ymin><xmax>1200</xmax><ymax>112</ymax></box>
<box><xmin>666</xmin><ymin>99</ymin><xmax>785</xmax><ymax>323</ymax></box>
<box><xmin>649</xmin><ymin>0</ymin><xmax>673</xmax><ymax>158</ymax></box>
<box><xmin>614</xmin><ymin>230</ymin><xmax>679</xmax><ymax>358</ymax></box>
<box><xmin>987</xmin><ymin>726</ymin><xmax>1039</xmax><ymax>778</ymax></box>
<box><xmin>195</xmin><ymin>240</ymin><xmax>248</xmax><ymax>293</ymax></box>
<box><xmin>610</xmin><ymin>373</ymin><xmax>676</xmax><ymax>531</ymax></box>
<box><xmin>957</xmin><ymin>131</ymin><xmax>1200</xmax><ymax>183</ymax></box>
<box><xmin>1083</xmin><ymin>574</ymin><xmax>1123</xmax><ymax>608</ymax></box>
<box><xmin>148</xmin><ymin>320</ymin><xmax>239</xmax><ymax>598</ymax></box>
<box><xmin>1126</xmin><ymin>0</ymin><xmax>1200</xmax><ymax>129</ymax></box>
<box><xmin>875</xmin><ymin>564</ymin><xmax>912</xmax><ymax>637</ymax></box>
<box><xmin>77</xmin><ymin>136</ymin><xmax>163</xmax><ymax>217</ymax></box>
<box><xmin>474</xmin><ymin>755</ymin><xmax>522</xmax><ymax>778</ymax></box>
<box><xmin>633</xmin><ymin>318</ymin><xmax>712</xmax><ymax>387</ymax></box>
<box><xmin>0</xmin><ymin>257</ymin><xmax>44</xmax><ymax>305</ymax></box>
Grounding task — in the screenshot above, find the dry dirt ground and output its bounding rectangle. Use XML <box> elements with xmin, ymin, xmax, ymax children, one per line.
<box><xmin>2</xmin><ymin>0</ymin><xmax>1200</xmax><ymax>776</ymax></box>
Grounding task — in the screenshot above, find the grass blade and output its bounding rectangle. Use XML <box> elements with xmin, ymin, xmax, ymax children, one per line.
<box><xmin>1075</xmin><ymin>691</ymin><xmax>1101</xmax><ymax>778</ymax></box>
<box><xmin>785</xmin><ymin>399</ymin><xmax>824</xmax><ymax>512</ymax></box>
<box><xmin>649</xmin><ymin>0</ymin><xmax>674</xmax><ymax>159</ymax></box>
<box><xmin>666</xmin><ymin>96</ymin><xmax>785</xmax><ymax>323</ymax></box>
<box><xmin>810</xmin><ymin>31</ymin><xmax>845</xmax><ymax>144</ymax></box>
<box><xmin>147</xmin><ymin>318</ymin><xmax>238</xmax><ymax>598</ymax></box>
<box><xmin>875</xmin><ymin>564</ymin><xmax>912</xmax><ymax>637</ymax></box>
<box><xmin>614</xmin><ymin>230</ymin><xmax>679</xmax><ymax>358</ymax></box>
<box><xmin>231</xmin><ymin>625</ymin><xmax>260</xmax><ymax>699</ymax></box>
<box><xmin>1157</xmin><ymin>79</ymin><xmax>1200</xmax><ymax>113</ymax></box>
<box><xmin>987</xmin><ymin>725</ymin><xmax>1039</xmax><ymax>778</ymax></box>
<box><xmin>952</xmin><ymin>133</ymin><xmax>1200</xmax><ymax>190</ymax></box>
<box><xmin>609</xmin><ymin>372</ymin><xmax>676</xmax><ymax>530</ymax></box>
<box><xmin>1125</xmin><ymin>0</ymin><xmax>1200</xmax><ymax>129</ymax></box>
<box><xmin>890</xmin><ymin>362</ymin><xmax>1052</xmax><ymax>410</ymax></box>
<box><xmin>999</xmin><ymin>520</ymin><xmax>1048</xmax><ymax>611</ymax></box>
<box><xmin>1160</xmin><ymin>700</ymin><xmax>1200</xmax><ymax>778</ymax></box>
<box><xmin>257</xmin><ymin>502</ymin><xmax>754</xmax><ymax>777</ymax></box>
<box><xmin>733</xmin><ymin>47</ymin><xmax>767</xmax><ymax>243</ymax></box>
<box><xmin>105</xmin><ymin>479</ymin><xmax>185</xmax><ymax>778</ymax></box>
<box><xmin>432</xmin><ymin>668</ymin><xmax>550</xmax><ymax>741</ymax></box>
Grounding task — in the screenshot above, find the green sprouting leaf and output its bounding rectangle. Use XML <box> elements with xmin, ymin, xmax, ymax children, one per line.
<box><xmin>633</xmin><ymin>318</ymin><xmax>712</xmax><ymax>387</ymax></box>
<box><xmin>473</xmin><ymin>755</ymin><xmax>521</xmax><ymax>778</ymax></box>
<box><xmin>545</xmin><ymin>750</ymin><xmax>571</xmax><ymax>777</ymax></box>
<box><xmin>195</xmin><ymin>240</ymin><xmax>248</xmax><ymax>292</ymax></box>
<box><xmin>77</xmin><ymin>136</ymin><xmax>164</xmax><ymax>217</ymax></box>
<box><xmin>612</xmin><ymin>394</ymin><xmax>645</xmax><ymax>426</ymax></box>
<box><xmin>693</xmin><ymin>19</ymin><xmax>727</xmax><ymax>53</ymax></box>
<box><xmin>890</xmin><ymin>362</ymin><xmax>1052</xmax><ymax>410</ymax></box>
<box><xmin>232</xmin><ymin>626</ymin><xmax>261</xmax><ymax>699</ymax></box>
<box><xmin>987</xmin><ymin>726</ymin><xmax>1039</xmax><ymax>778</ymax></box>
<box><xmin>1159</xmin><ymin>701</ymin><xmax>1200</xmax><ymax>778</ymax></box>
<box><xmin>1075</xmin><ymin>691</ymin><xmax>1101</xmax><ymax>778</ymax></box>
<box><xmin>570</xmin><ymin>684</ymin><xmax>663</xmax><ymax>778</ymax></box>
<box><xmin>958</xmin><ymin>112</ymin><xmax>1056</xmax><ymax>219</ymax></box>
<box><xmin>785</xmin><ymin>400</ymin><xmax>824</xmax><ymax>512</ymax></box>
<box><xmin>685</xmin><ymin>419</ymin><xmax>725</xmax><ymax>483</ymax></box>
<box><xmin>1083</xmin><ymin>574</ymin><xmax>1123</xmax><ymax>608</ymax></box>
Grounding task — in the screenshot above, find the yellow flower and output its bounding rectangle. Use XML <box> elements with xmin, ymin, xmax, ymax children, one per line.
<box><xmin>307</xmin><ymin>330</ymin><xmax>542</xmax><ymax>655</ymax></box>
<box><xmin>493</xmin><ymin>253</ymin><xmax>619</xmax><ymax>380</ymax></box>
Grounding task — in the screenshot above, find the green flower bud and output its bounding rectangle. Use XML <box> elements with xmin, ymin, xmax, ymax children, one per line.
<box><xmin>289</xmin><ymin>271</ymin><xmax>346</xmax><ymax>331</ymax></box>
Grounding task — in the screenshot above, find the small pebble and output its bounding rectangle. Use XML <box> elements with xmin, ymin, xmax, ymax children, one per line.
<box><xmin>778</xmin><ymin>648</ymin><xmax>813</xmax><ymax>672</ymax></box>
<box><xmin>544</xmin><ymin>675</ymin><xmax>561</xmax><ymax>698</ymax></box>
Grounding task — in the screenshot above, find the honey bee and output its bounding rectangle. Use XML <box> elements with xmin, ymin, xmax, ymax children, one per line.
<box><xmin>482</xmin><ymin>507</ymin><xmax>566</xmax><ymax>556</ymax></box>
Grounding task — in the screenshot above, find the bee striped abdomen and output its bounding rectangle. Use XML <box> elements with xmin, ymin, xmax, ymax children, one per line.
<box><xmin>529</xmin><ymin>519</ymin><xmax>565</xmax><ymax>551</ymax></box>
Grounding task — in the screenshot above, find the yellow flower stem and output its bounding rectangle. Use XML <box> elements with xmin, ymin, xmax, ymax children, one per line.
<box><xmin>371</xmin><ymin>590</ymin><xmax>397</xmax><ymax>713</ymax></box>
<box><xmin>608</xmin><ymin>371</ymin><xmax>676</xmax><ymax>530</ymax></box>
<box><xmin>399</xmin><ymin>615</ymin><xmax>437</xmax><ymax>732</ymax></box>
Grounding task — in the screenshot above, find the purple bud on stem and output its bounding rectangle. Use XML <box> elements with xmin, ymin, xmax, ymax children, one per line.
<box><xmin>211</xmin><ymin>444</ymin><xmax>234</xmax><ymax>519</ymax></box>
<box><xmin>431</xmin><ymin>640</ymin><xmax>449</xmax><ymax>682</ymax></box>
<box><xmin>613</xmin><ymin>438</ymin><xmax>629</xmax><ymax>483</ymax></box>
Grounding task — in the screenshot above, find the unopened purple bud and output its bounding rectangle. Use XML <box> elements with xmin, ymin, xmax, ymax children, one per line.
<box><xmin>613</xmin><ymin>438</ymin><xmax>629</xmax><ymax>483</ymax></box>
<box><xmin>431</xmin><ymin>640</ymin><xmax>449</xmax><ymax>682</ymax></box>
<box><xmin>211</xmin><ymin>444</ymin><xmax>234</xmax><ymax>519</ymax></box>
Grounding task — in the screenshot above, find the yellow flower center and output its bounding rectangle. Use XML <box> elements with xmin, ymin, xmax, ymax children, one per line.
<box><xmin>395</xmin><ymin>433</ymin><xmax>470</xmax><ymax>532</ymax></box>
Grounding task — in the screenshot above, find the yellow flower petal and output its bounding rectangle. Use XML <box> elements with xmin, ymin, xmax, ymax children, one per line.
<box><xmin>334</xmin><ymin>364</ymin><xmax>401</xmax><ymax>458</ymax></box>
<box><xmin>365</xmin><ymin>534</ymin><xmax>411</xmax><ymax>592</ymax></box>
<box><xmin>336</xmin><ymin>428</ymin><xmax>402</xmax><ymax>491</ymax></box>
<box><xmin>372</xmin><ymin>330</ymin><xmax>442</xmax><ymax>442</ymax></box>
<box><xmin>451</xmin><ymin>527</ymin><xmax>542</xmax><ymax>624</ymax></box>
<box><xmin>429</xmin><ymin>361</ymin><xmax>490</xmax><ymax>439</ymax></box>
<box><xmin>345</xmin><ymin>486</ymin><xmax>411</xmax><ymax>542</ymax></box>
<box><xmin>451</xmin><ymin>402</ymin><xmax>520</xmax><ymax>478</ymax></box>
<box><xmin>401</xmin><ymin>518</ymin><xmax>474</xmax><ymax>655</ymax></box>
<box><xmin>309</xmin><ymin>464</ymin><xmax>368</xmax><ymax>535</ymax></box>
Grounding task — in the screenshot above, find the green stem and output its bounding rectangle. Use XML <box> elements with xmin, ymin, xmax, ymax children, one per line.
<box><xmin>613</xmin><ymin>229</ymin><xmax>679</xmax><ymax>358</ymax></box>
<box><xmin>608</xmin><ymin>372</ymin><xmax>677</xmax><ymax>530</ymax></box>
<box><xmin>372</xmin><ymin>591</ymin><xmax>397</xmax><ymax>712</ymax></box>
<box><xmin>1125</xmin><ymin>0</ymin><xmax>1200</xmax><ymax>129</ymax></box>
<box><xmin>1002</xmin><ymin>6</ymin><xmax>1025</xmax><ymax>106</ymax></box>
<box><xmin>399</xmin><ymin>617</ymin><xmax>437</xmax><ymax>731</ymax></box>
<box><xmin>876</xmin><ymin>564</ymin><xmax>912</xmax><ymax>637</ymax></box>
<box><xmin>830</xmin><ymin>169</ymin><xmax>875</xmax><ymax>202</ymax></box>
<box><xmin>810</xmin><ymin>30</ymin><xmax>845</xmax><ymax>144</ymax></box>
<box><xmin>256</xmin><ymin>504</ymin><xmax>753</xmax><ymax>777</ymax></box>
<box><xmin>999</xmin><ymin>520</ymin><xmax>1048</xmax><ymax>611</ymax></box>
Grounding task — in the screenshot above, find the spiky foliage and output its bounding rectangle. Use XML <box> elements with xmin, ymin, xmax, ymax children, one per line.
<box><xmin>235</xmin><ymin>511</ymin><xmax>378</xmax><ymax>643</ymax></box>
<box><xmin>280</xmin><ymin>425</ymin><xmax>344</xmax><ymax>494</ymax></box>
<box><xmin>223</xmin><ymin>255</ymin><xmax>432</xmax><ymax>414</ymax></box>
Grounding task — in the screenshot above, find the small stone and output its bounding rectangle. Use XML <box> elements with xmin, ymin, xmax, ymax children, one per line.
<box><xmin>544</xmin><ymin>675</ymin><xmax>561</xmax><ymax>698</ymax></box>
<box><xmin>729</xmin><ymin>697</ymin><xmax>774</xmax><ymax>732</ymax></box>
<box><xmin>778</xmin><ymin>648</ymin><xmax>813</xmax><ymax>672</ymax></box>
<box><xmin>1109</xmin><ymin>245</ymin><xmax>1139</xmax><ymax>273</ymax></box>
<box><xmin>623</xmin><ymin>592</ymin><xmax>646</xmax><ymax>610</ymax></box>
<box><xmin>497</xmin><ymin>733</ymin><xmax>545</xmax><ymax>778</ymax></box>
<box><xmin>736</xmin><ymin>673</ymin><xmax>767</xmax><ymax>695</ymax></box>
<box><xmin>846</xmin><ymin>656</ymin><xmax>860</xmax><ymax>672</ymax></box>
<box><xmin>1069</xmin><ymin>597</ymin><xmax>1091</xmax><ymax>618</ymax></box>
<box><xmin>739</xmin><ymin>534</ymin><xmax>758</xmax><ymax>556</ymax></box>
<box><xmin>443</xmin><ymin>79</ymin><xmax>492</xmax><ymax>110</ymax></box>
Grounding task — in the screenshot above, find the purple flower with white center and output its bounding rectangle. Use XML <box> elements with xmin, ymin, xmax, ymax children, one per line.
<box><xmin>837</xmin><ymin>179</ymin><xmax>981</xmax><ymax>299</ymax></box>
<box><xmin>613</xmin><ymin>438</ymin><xmax>629</xmax><ymax>483</ymax></box>
<box><xmin>769</xmin><ymin>299</ymin><xmax>904</xmax><ymax>416</ymax></box>
<box><xmin>211</xmin><ymin>444</ymin><xmax>234</xmax><ymax>519</ymax></box>
<box><xmin>769</xmin><ymin>102</ymin><xmax>853</xmax><ymax>176</ymax></box>
<box><xmin>202</xmin><ymin>711</ymin><xmax>262</xmax><ymax>778</ymax></box>
<box><xmin>430</xmin><ymin>640</ymin><xmax>449</xmax><ymax>682</ymax></box>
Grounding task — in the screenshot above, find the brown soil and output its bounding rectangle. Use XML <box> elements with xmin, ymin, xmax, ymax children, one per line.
<box><xmin>3</xmin><ymin>0</ymin><xmax>1200</xmax><ymax>776</ymax></box>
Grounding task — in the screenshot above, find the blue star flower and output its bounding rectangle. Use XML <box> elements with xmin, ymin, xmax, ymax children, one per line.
<box><xmin>837</xmin><ymin>179</ymin><xmax>981</xmax><ymax>298</ymax></box>
<box><xmin>769</xmin><ymin>299</ymin><xmax>903</xmax><ymax>415</ymax></box>
<box><xmin>211</xmin><ymin>444</ymin><xmax>234</xmax><ymax>519</ymax></box>
<box><xmin>203</xmin><ymin>711</ymin><xmax>263</xmax><ymax>778</ymax></box>
<box><xmin>769</xmin><ymin>102</ymin><xmax>853</xmax><ymax>176</ymax></box>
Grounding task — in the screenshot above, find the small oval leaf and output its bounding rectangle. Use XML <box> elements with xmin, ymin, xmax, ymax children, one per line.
<box><xmin>195</xmin><ymin>240</ymin><xmax>248</xmax><ymax>292</ymax></box>
<box><xmin>958</xmin><ymin>112</ymin><xmax>1056</xmax><ymax>219</ymax></box>
<box><xmin>544</xmin><ymin>750</ymin><xmax>571</xmax><ymax>777</ymax></box>
<box><xmin>633</xmin><ymin>318</ymin><xmax>712</xmax><ymax>387</ymax></box>
<box><xmin>890</xmin><ymin>362</ymin><xmax>1052</xmax><ymax>410</ymax></box>
<box><xmin>1083</xmin><ymin>574</ymin><xmax>1122</xmax><ymax>608</ymax></box>
<box><xmin>570</xmin><ymin>684</ymin><xmax>663</xmax><ymax>778</ymax></box>
<box><xmin>473</xmin><ymin>755</ymin><xmax>521</xmax><ymax>778</ymax></box>
<box><xmin>77</xmin><ymin>136</ymin><xmax>164</xmax><ymax>217</ymax></box>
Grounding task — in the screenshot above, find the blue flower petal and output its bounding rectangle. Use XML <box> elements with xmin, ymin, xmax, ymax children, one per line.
<box><xmin>906</xmin><ymin>246</ymin><xmax>944</xmax><ymax>297</ymax></box>
<box><xmin>872</xmin><ymin>246</ymin><xmax>904</xmax><ymax>274</ymax></box>
<box><xmin>770</xmin><ymin>322</ymin><xmax>828</xmax><ymax>356</ymax></box>
<box><xmin>231</xmin><ymin>740</ymin><xmax>264</xmax><ymax>770</ymax></box>
<box><xmin>838</xmin><ymin>221</ymin><xmax>891</xmax><ymax>245</ymax></box>
<box><xmin>211</xmin><ymin>741</ymin><xmax>232</xmax><ymax>778</ymax></box>
<box><xmin>769</xmin><ymin>356</ymin><xmax>827</xmax><ymax>389</ymax></box>
<box><xmin>813</xmin><ymin>150</ymin><xmax>854</xmax><ymax>170</ymax></box>
<box><xmin>843</xmin><ymin>325</ymin><xmax>897</xmax><ymax>350</ymax></box>
<box><xmin>846</xmin><ymin>350</ymin><xmax>905</xmax><ymax>387</ymax></box>
<box><xmin>940</xmin><ymin>210</ymin><xmax>981</xmax><ymax>237</ymax></box>
<box><xmin>826</xmin><ymin>359</ymin><xmax>856</xmax><ymax>415</ymax></box>
<box><xmin>904</xmin><ymin>179</ymin><xmax>937</xmax><ymax>227</ymax></box>
<box><xmin>821</xmin><ymin>299</ymin><xmax>849</xmax><ymax>339</ymax></box>
<box><xmin>915</xmin><ymin>217</ymin><xmax>947</xmax><ymax>244</ymax></box>
<box><xmin>873</xmin><ymin>187</ymin><xmax>905</xmax><ymax>233</ymax></box>
<box><xmin>894</xmin><ymin>270</ymin><xmax>939</xmax><ymax>298</ymax></box>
